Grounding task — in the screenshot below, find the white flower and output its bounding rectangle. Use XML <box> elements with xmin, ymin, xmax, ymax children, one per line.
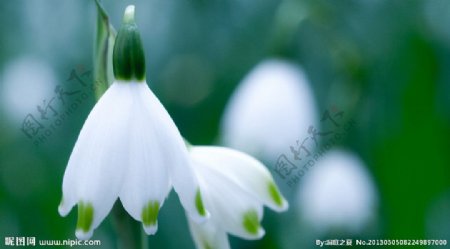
<box><xmin>59</xmin><ymin>5</ymin><xmax>207</xmax><ymax>240</ymax></box>
<box><xmin>221</xmin><ymin>59</ymin><xmax>318</xmax><ymax>161</ymax></box>
<box><xmin>297</xmin><ymin>150</ymin><xmax>378</xmax><ymax>234</ymax></box>
<box><xmin>59</xmin><ymin>80</ymin><xmax>207</xmax><ymax>239</ymax></box>
<box><xmin>186</xmin><ymin>146</ymin><xmax>288</xmax><ymax>249</ymax></box>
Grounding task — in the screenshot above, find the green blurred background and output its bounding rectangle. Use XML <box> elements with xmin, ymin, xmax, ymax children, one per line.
<box><xmin>0</xmin><ymin>0</ymin><xmax>449</xmax><ymax>248</ymax></box>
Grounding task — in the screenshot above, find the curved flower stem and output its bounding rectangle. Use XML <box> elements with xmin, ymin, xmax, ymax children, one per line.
<box><xmin>141</xmin><ymin>226</ymin><xmax>149</xmax><ymax>249</ymax></box>
<box><xmin>111</xmin><ymin>202</ymin><xmax>146</xmax><ymax>249</ymax></box>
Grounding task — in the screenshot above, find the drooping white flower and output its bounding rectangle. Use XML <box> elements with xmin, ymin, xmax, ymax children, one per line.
<box><xmin>186</xmin><ymin>146</ymin><xmax>288</xmax><ymax>249</ymax></box>
<box><xmin>221</xmin><ymin>59</ymin><xmax>318</xmax><ymax>161</ymax></box>
<box><xmin>297</xmin><ymin>149</ymin><xmax>378</xmax><ymax>234</ymax></box>
<box><xmin>58</xmin><ymin>6</ymin><xmax>207</xmax><ymax>240</ymax></box>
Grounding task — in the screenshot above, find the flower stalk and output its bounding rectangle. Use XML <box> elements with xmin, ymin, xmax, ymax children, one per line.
<box><xmin>93</xmin><ymin>0</ymin><xmax>116</xmax><ymax>99</ymax></box>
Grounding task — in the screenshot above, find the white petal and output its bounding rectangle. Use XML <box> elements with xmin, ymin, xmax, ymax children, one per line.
<box><xmin>60</xmin><ymin>82</ymin><xmax>133</xmax><ymax>239</ymax></box>
<box><xmin>195</xmin><ymin>161</ymin><xmax>265</xmax><ymax>239</ymax></box>
<box><xmin>119</xmin><ymin>82</ymin><xmax>171</xmax><ymax>235</ymax></box>
<box><xmin>129</xmin><ymin>83</ymin><xmax>208</xmax><ymax>223</ymax></box>
<box><xmin>169</xmin><ymin>155</ymin><xmax>209</xmax><ymax>223</ymax></box>
<box><xmin>188</xmin><ymin>218</ymin><xmax>230</xmax><ymax>249</ymax></box>
<box><xmin>190</xmin><ymin>146</ymin><xmax>288</xmax><ymax>212</ymax></box>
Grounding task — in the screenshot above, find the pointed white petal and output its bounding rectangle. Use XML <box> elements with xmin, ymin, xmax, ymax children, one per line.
<box><xmin>119</xmin><ymin>82</ymin><xmax>171</xmax><ymax>235</ymax></box>
<box><xmin>60</xmin><ymin>82</ymin><xmax>133</xmax><ymax>239</ymax></box>
<box><xmin>170</xmin><ymin>156</ymin><xmax>209</xmax><ymax>223</ymax></box>
<box><xmin>196</xmin><ymin>162</ymin><xmax>265</xmax><ymax>239</ymax></box>
<box><xmin>188</xmin><ymin>217</ymin><xmax>230</xmax><ymax>249</ymax></box>
<box><xmin>133</xmin><ymin>83</ymin><xmax>208</xmax><ymax>223</ymax></box>
<box><xmin>190</xmin><ymin>146</ymin><xmax>288</xmax><ymax>212</ymax></box>
<box><xmin>58</xmin><ymin>168</ymin><xmax>77</xmax><ymax>217</ymax></box>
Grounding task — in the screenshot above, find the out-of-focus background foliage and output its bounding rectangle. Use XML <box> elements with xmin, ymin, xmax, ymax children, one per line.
<box><xmin>1</xmin><ymin>0</ymin><xmax>449</xmax><ymax>248</ymax></box>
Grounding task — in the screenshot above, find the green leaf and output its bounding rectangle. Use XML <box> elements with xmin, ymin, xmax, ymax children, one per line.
<box><xmin>94</xmin><ymin>0</ymin><xmax>116</xmax><ymax>100</ymax></box>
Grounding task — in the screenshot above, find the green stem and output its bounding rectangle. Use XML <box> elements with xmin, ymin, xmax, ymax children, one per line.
<box><xmin>141</xmin><ymin>225</ymin><xmax>149</xmax><ymax>249</ymax></box>
<box><xmin>111</xmin><ymin>202</ymin><xmax>147</xmax><ymax>249</ymax></box>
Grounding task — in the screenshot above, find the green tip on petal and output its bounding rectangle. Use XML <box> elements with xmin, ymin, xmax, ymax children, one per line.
<box><xmin>202</xmin><ymin>241</ymin><xmax>213</xmax><ymax>249</ymax></box>
<box><xmin>242</xmin><ymin>209</ymin><xmax>260</xmax><ymax>235</ymax></box>
<box><xmin>195</xmin><ymin>189</ymin><xmax>207</xmax><ymax>217</ymax></box>
<box><xmin>76</xmin><ymin>201</ymin><xmax>94</xmax><ymax>233</ymax></box>
<box><xmin>113</xmin><ymin>5</ymin><xmax>146</xmax><ymax>81</ymax></box>
<box><xmin>142</xmin><ymin>201</ymin><xmax>159</xmax><ymax>227</ymax></box>
<box><xmin>268</xmin><ymin>182</ymin><xmax>284</xmax><ymax>207</ymax></box>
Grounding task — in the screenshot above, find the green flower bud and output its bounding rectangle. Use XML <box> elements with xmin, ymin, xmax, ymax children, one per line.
<box><xmin>113</xmin><ymin>5</ymin><xmax>146</xmax><ymax>81</ymax></box>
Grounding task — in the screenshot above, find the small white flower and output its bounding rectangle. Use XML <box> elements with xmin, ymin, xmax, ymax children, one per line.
<box><xmin>186</xmin><ymin>146</ymin><xmax>288</xmax><ymax>249</ymax></box>
<box><xmin>221</xmin><ymin>59</ymin><xmax>318</xmax><ymax>161</ymax></box>
<box><xmin>297</xmin><ymin>150</ymin><xmax>378</xmax><ymax>234</ymax></box>
<box><xmin>59</xmin><ymin>6</ymin><xmax>207</xmax><ymax>240</ymax></box>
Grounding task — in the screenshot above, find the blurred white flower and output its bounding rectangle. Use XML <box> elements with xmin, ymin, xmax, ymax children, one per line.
<box><xmin>59</xmin><ymin>6</ymin><xmax>207</xmax><ymax>240</ymax></box>
<box><xmin>187</xmin><ymin>146</ymin><xmax>288</xmax><ymax>249</ymax></box>
<box><xmin>1</xmin><ymin>57</ymin><xmax>57</xmax><ymax>125</ymax></box>
<box><xmin>297</xmin><ymin>150</ymin><xmax>377</xmax><ymax>234</ymax></box>
<box><xmin>221</xmin><ymin>59</ymin><xmax>318</xmax><ymax>161</ymax></box>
